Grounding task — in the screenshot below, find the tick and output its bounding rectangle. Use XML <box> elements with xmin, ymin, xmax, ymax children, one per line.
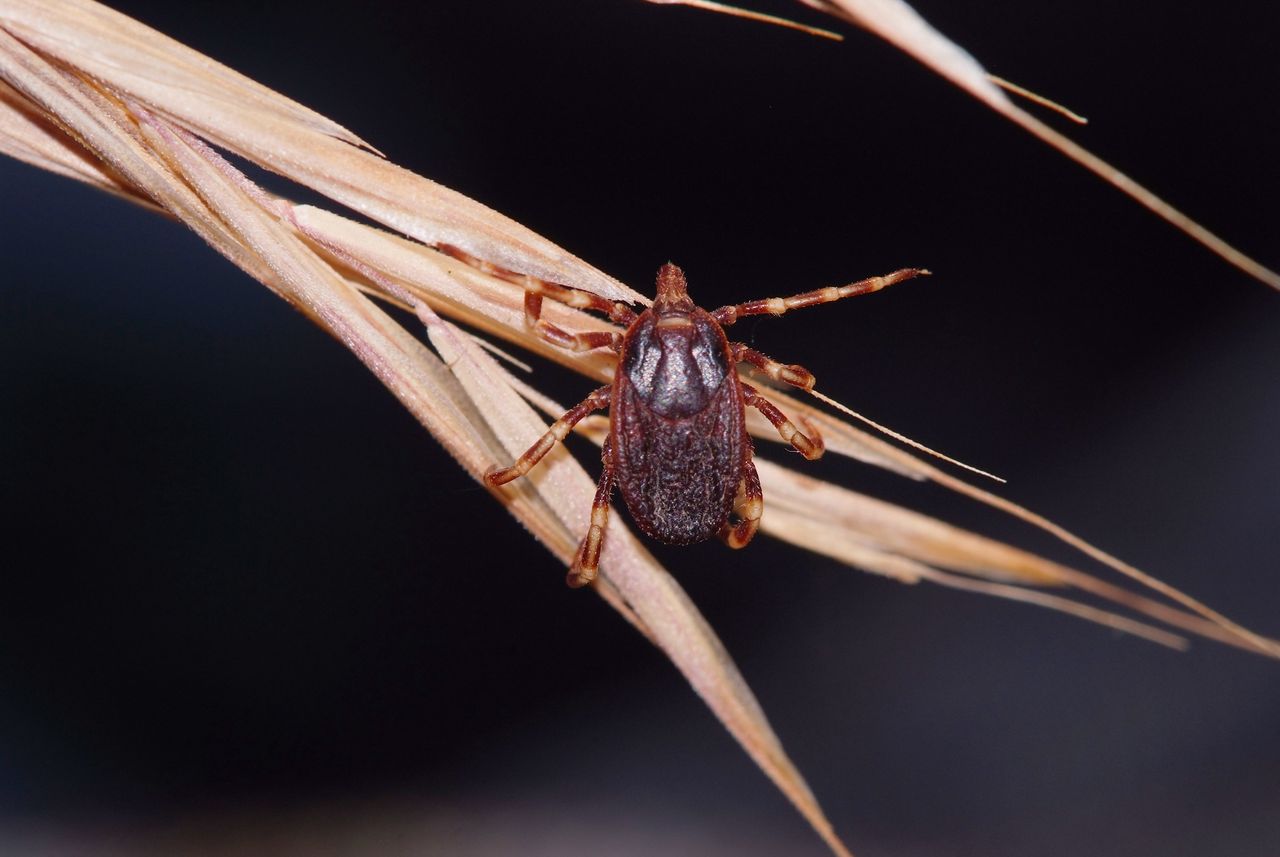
<box><xmin>442</xmin><ymin>246</ymin><xmax>927</xmax><ymax>587</ymax></box>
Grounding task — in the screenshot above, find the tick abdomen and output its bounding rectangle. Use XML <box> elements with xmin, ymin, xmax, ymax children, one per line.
<box><xmin>613</xmin><ymin>307</ymin><xmax>746</xmax><ymax>544</ymax></box>
<box><xmin>613</xmin><ymin>381</ymin><xmax>746</xmax><ymax>544</ymax></box>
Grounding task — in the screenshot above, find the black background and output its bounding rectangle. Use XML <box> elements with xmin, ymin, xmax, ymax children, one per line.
<box><xmin>2</xmin><ymin>2</ymin><xmax>1278</xmax><ymax>855</ymax></box>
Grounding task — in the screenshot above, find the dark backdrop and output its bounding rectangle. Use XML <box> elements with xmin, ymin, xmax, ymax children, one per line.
<box><xmin>2</xmin><ymin>2</ymin><xmax>1278</xmax><ymax>855</ymax></box>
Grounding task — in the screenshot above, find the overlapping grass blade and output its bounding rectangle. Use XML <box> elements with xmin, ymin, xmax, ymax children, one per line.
<box><xmin>2</xmin><ymin>6</ymin><xmax>1276</xmax><ymax>857</ymax></box>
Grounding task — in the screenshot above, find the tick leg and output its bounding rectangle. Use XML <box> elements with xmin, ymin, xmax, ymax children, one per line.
<box><xmin>486</xmin><ymin>385</ymin><xmax>612</xmax><ymax>486</ymax></box>
<box><xmin>719</xmin><ymin>459</ymin><xmax>764</xmax><ymax>550</ymax></box>
<box><xmin>438</xmin><ymin>243</ymin><xmax>638</xmax><ymax>326</ymax></box>
<box><xmin>742</xmin><ymin>383</ymin><xmax>825</xmax><ymax>461</ymax></box>
<box><xmin>732</xmin><ymin>342</ymin><xmax>816</xmax><ymax>391</ymax></box>
<box><xmin>567</xmin><ymin>441</ymin><xmax>616</xmax><ymax>588</ymax></box>
<box><xmin>523</xmin><ymin>291</ymin><xmax>623</xmax><ymax>353</ymax></box>
<box><xmin>711</xmin><ymin>268</ymin><xmax>928</xmax><ymax>326</ymax></box>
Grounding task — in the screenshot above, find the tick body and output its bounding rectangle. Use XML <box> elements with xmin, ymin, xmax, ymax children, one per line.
<box><xmin>612</xmin><ymin>266</ymin><xmax>747</xmax><ymax>545</ymax></box>
<box><xmin>441</xmin><ymin>245</ymin><xmax>927</xmax><ymax>587</ymax></box>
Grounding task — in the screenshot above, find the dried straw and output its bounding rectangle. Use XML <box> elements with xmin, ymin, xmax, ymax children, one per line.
<box><xmin>2</xmin><ymin>3</ymin><xmax>1275</xmax><ymax>855</ymax></box>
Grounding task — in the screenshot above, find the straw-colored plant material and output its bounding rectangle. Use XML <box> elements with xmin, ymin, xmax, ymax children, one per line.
<box><xmin>647</xmin><ymin>0</ymin><xmax>1280</xmax><ymax>290</ymax></box>
<box><xmin>1</xmin><ymin>2</ymin><xmax>1276</xmax><ymax>855</ymax></box>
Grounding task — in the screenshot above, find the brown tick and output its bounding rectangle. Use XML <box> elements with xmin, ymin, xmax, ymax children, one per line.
<box><xmin>442</xmin><ymin>246</ymin><xmax>927</xmax><ymax>587</ymax></box>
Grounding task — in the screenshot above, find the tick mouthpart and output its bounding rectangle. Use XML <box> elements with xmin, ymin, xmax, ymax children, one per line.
<box><xmin>654</xmin><ymin>263</ymin><xmax>692</xmax><ymax>307</ymax></box>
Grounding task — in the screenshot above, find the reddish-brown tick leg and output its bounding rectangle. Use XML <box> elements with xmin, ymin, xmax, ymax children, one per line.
<box><xmin>711</xmin><ymin>268</ymin><xmax>929</xmax><ymax>326</ymax></box>
<box><xmin>523</xmin><ymin>292</ymin><xmax>623</xmax><ymax>353</ymax></box>
<box><xmin>567</xmin><ymin>440</ymin><xmax>616</xmax><ymax>588</ymax></box>
<box><xmin>719</xmin><ymin>459</ymin><xmax>764</xmax><ymax>549</ymax></box>
<box><xmin>437</xmin><ymin>244</ymin><xmax>637</xmax><ymax>322</ymax></box>
<box><xmin>741</xmin><ymin>383</ymin><xmax>825</xmax><ymax>460</ymax></box>
<box><xmin>486</xmin><ymin>385</ymin><xmax>612</xmax><ymax>486</ymax></box>
<box><xmin>731</xmin><ymin>343</ymin><xmax>816</xmax><ymax>391</ymax></box>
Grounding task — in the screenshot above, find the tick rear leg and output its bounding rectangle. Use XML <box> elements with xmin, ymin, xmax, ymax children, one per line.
<box><xmin>711</xmin><ymin>268</ymin><xmax>928</xmax><ymax>326</ymax></box>
<box><xmin>732</xmin><ymin>343</ymin><xmax>816</xmax><ymax>391</ymax></box>
<box><xmin>567</xmin><ymin>441</ymin><xmax>616</xmax><ymax>588</ymax></box>
<box><xmin>486</xmin><ymin>385</ymin><xmax>612</xmax><ymax>486</ymax></box>
<box><xmin>437</xmin><ymin>244</ymin><xmax>638</xmax><ymax>353</ymax></box>
<box><xmin>719</xmin><ymin>459</ymin><xmax>764</xmax><ymax>550</ymax></box>
<box><xmin>742</xmin><ymin>383</ymin><xmax>825</xmax><ymax>460</ymax></box>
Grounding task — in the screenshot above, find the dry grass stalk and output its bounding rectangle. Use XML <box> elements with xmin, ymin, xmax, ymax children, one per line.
<box><xmin>646</xmin><ymin>0</ymin><xmax>1280</xmax><ymax>290</ymax></box>
<box><xmin>1</xmin><ymin>2</ymin><xmax>1276</xmax><ymax>855</ymax></box>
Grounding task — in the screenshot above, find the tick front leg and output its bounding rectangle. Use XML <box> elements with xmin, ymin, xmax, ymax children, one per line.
<box><xmin>523</xmin><ymin>292</ymin><xmax>623</xmax><ymax>353</ymax></box>
<box><xmin>486</xmin><ymin>385</ymin><xmax>612</xmax><ymax>486</ymax></box>
<box><xmin>742</xmin><ymin>383</ymin><xmax>825</xmax><ymax>460</ymax></box>
<box><xmin>719</xmin><ymin>459</ymin><xmax>764</xmax><ymax>550</ymax></box>
<box><xmin>437</xmin><ymin>243</ymin><xmax>638</xmax><ymax>327</ymax></box>
<box><xmin>711</xmin><ymin>268</ymin><xmax>928</xmax><ymax>326</ymax></box>
<box><xmin>567</xmin><ymin>441</ymin><xmax>616</xmax><ymax>588</ymax></box>
<box><xmin>732</xmin><ymin>343</ymin><xmax>816</xmax><ymax>391</ymax></box>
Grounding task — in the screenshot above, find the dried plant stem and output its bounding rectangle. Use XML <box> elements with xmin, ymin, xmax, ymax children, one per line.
<box><xmin>2</xmin><ymin>5</ymin><xmax>1276</xmax><ymax>857</ymax></box>
<box><xmin>647</xmin><ymin>0</ymin><xmax>1279</xmax><ymax>289</ymax></box>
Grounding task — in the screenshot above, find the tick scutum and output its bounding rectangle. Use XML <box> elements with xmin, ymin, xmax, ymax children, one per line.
<box><xmin>612</xmin><ymin>265</ymin><xmax>748</xmax><ymax>545</ymax></box>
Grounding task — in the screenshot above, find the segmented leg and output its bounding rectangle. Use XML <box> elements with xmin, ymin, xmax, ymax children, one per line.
<box><xmin>741</xmin><ymin>383</ymin><xmax>825</xmax><ymax>460</ymax></box>
<box><xmin>523</xmin><ymin>291</ymin><xmax>623</xmax><ymax>353</ymax></box>
<box><xmin>732</xmin><ymin>343</ymin><xmax>816</xmax><ymax>391</ymax></box>
<box><xmin>567</xmin><ymin>440</ymin><xmax>616</xmax><ymax>588</ymax></box>
<box><xmin>485</xmin><ymin>386</ymin><xmax>612</xmax><ymax>486</ymax></box>
<box><xmin>711</xmin><ymin>268</ymin><xmax>928</xmax><ymax>326</ymax></box>
<box><xmin>438</xmin><ymin>243</ymin><xmax>637</xmax><ymax>322</ymax></box>
<box><xmin>719</xmin><ymin>459</ymin><xmax>764</xmax><ymax>549</ymax></box>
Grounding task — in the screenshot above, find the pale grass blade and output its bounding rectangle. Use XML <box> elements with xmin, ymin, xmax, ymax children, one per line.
<box><xmin>5</xmin><ymin>1</ymin><xmax>1270</xmax><ymax>658</ymax></box>
<box><xmin>645</xmin><ymin>0</ymin><xmax>1280</xmax><ymax>289</ymax></box>
<box><xmin>800</xmin><ymin>0</ymin><xmax>1280</xmax><ymax>289</ymax></box>
<box><xmin>266</xmin><ymin>202</ymin><xmax>1280</xmax><ymax>660</ymax></box>
<box><xmin>424</xmin><ymin>312</ymin><xmax>852</xmax><ymax>857</ymax></box>
<box><xmin>0</xmin><ymin>6</ymin><xmax>855</xmax><ymax>853</ymax></box>
<box><xmin>2</xmin><ymin>4</ymin><xmax>1277</xmax><ymax>855</ymax></box>
<box><xmin>0</xmin><ymin>0</ymin><xmax>639</xmax><ymax>302</ymax></box>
